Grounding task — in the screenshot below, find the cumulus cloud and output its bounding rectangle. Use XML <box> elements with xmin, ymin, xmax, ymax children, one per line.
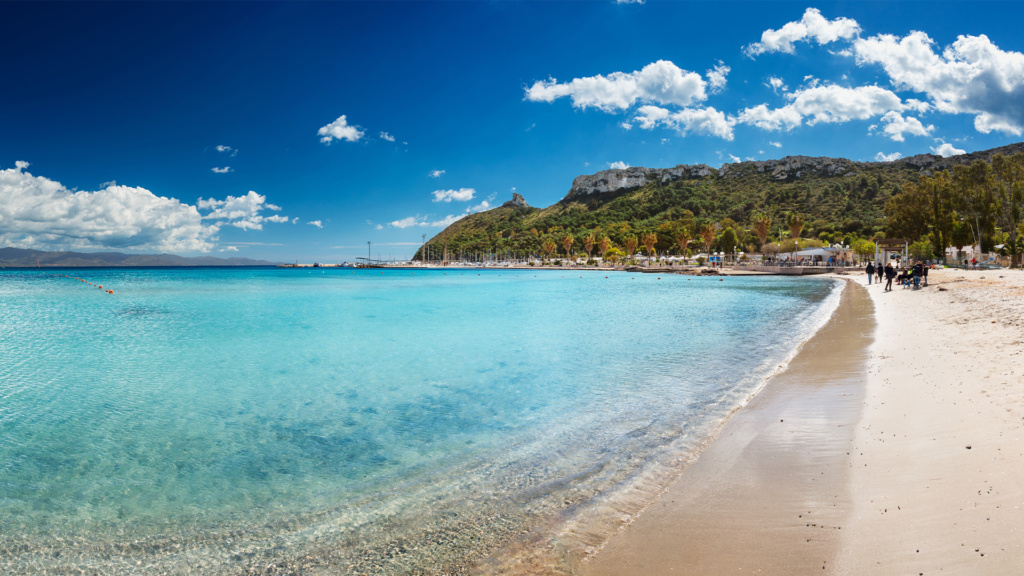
<box><xmin>468</xmin><ymin>200</ymin><xmax>491</xmax><ymax>212</ymax></box>
<box><xmin>745</xmin><ymin>8</ymin><xmax>861</xmax><ymax>57</ymax></box>
<box><xmin>428</xmin><ymin>169</ymin><xmax>446</xmax><ymax>178</ymax></box>
<box><xmin>0</xmin><ymin>162</ymin><xmax>222</xmax><ymax>252</ymax></box>
<box><xmin>874</xmin><ymin>111</ymin><xmax>934</xmax><ymax>141</ymax></box>
<box><xmin>379</xmin><ymin>132</ymin><xmax>395</xmax><ymax>142</ymax></box>
<box><xmin>608</xmin><ymin>161</ymin><xmax>630</xmax><ymax>170</ymax></box>
<box><xmin>737</xmin><ymin>84</ymin><xmax>904</xmax><ymax>131</ymax></box>
<box><xmin>931</xmin><ymin>140</ymin><xmax>966</xmax><ymax>157</ymax></box>
<box><xmin>318</xmin><ymin>115</ymin><xmax>364</xmax><ymax>144</ymax></box>
<box><xmin>308</xmin><ymin>220</ymin><xmax>323</xmax><ymax>228</ymax></box>
<box><xmin>197</xmin><ymin>191</ymin><xmax>287</xmax><ymax>231</ymax></box>
<box><xmin>390</xmin><ymin>216</ymin><xmax>422</xmax><ymax>229</ymax></box>
<box><xmin>875</xmin><ymin>151</ymin><xmax>903</xmax><ymax>162</ymax></box>
<box><xmin>430</xmin><ymin>214</ymin><xmax>465</xmax><ymax>227</ymax></box>
<box><xmin>767</xmin><ymin>76</ymin><xmax>787</xmax><ymax>93</ymax></box>
<box><xmin>620</xmin><ymin>121</ymin><xmax>633</xmax><ymax>130</ymax></box>
<box><xmin>634</xmin><ymin>105</ymin><xmax>735</xmax><ymax>140</ymax></box>
<box><xmin>707</xmin><ymin>61</ymin><xmax>730</xmax><ymax>93</ymax></box>
<box><xmin>216</xmin><ymin>145</ymin><xmax>238</xmax><ymax>157</ymax></box>
<box><xmin>854</xmin><ymin>31</ymin><xmax>1024</xmax><ymax>135</ymax></box>
<box><xmin>211</xmin><ymin>166</ymin><xmax>232</xmax><ymax>174</ymax></box>
<box><xmin>525</xmin><ymin>60</ymin><xmax>707</xmax><ymax>112</ymax></box>
<box><xmin>769</xmin><ymin>141</ymin><xmax>783</xmax><ymax>148</ymax></box>
<box><xmin>389</xmin><ymin>214</ymin><xmax>466</xmax><ymax>228</ymax></box>
<box><xmin>432</xmin><ymin>188</ymin><xmax>476</xmax><ymax>202</ymax></box>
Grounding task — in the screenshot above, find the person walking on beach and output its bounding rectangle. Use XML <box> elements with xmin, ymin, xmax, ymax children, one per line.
<box><xmin>884</xmin><ymin>262</ymin><xmax>895</xmax><ymax>291</ymax></box>
<box><xmin>912</xmin><ymin>261</ymin><xmax>923</xmax><ymax>290</ymax></box>
<box><xmin>922</xmin><ymin>263</ymin><xmax>929</xmax><ymax>287</ymax></box>
<box><xmin>876</xmin><ymin>264</ymin><xmax>883</xmax><ymax>283</ymax></box>
<box><xmin>866</xmin><ymin>261</ymin><xmax>875</xmax><ymax>284</ymax></box>
<box><xmin>964</xmin><ymin>258</ymin><xmax>969</xmax><ymax>271</ymax></box>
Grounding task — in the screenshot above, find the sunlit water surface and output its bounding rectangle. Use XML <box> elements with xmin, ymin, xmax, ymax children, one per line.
<box><xmin>0</xmin><ymin>268</ymin><xmax>839</xmax><ymax>574</ymax></box>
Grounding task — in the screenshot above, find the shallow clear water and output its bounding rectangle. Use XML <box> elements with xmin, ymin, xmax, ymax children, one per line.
<box><xmin>0</xmin><ymin>268</ymin><xmax>838</xmax><ymax>573</ymax></box>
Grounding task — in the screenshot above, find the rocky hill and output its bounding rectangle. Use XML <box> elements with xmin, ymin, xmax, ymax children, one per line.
<box><xmin>419</xmin><ymin>142</ymin><xmax>1024</xmax><ymax>259</ymax></box>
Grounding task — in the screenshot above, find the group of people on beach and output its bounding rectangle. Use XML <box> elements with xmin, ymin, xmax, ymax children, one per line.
<box><xmin>865</xmin><ymin>260</ymin><xmax>928</xmax><ymax>291</ymax></box>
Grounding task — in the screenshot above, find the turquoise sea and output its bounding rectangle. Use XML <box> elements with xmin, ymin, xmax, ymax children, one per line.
<box><xmin>0</xmin><ymin>268</ymin><xmax>839</xmax><ymax>574</ymax></box>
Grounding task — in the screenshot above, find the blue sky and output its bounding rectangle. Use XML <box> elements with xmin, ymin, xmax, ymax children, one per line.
<box><xmin>2</xmin><ymin>1</ymin><xmax>1024</xmax><ymax>262</ymax></box>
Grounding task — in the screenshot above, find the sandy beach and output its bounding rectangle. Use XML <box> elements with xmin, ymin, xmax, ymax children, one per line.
<box><xmin>582</xmin><ymin>267</ymin><xmax>1024</xmax><ymax>575</ymax></box>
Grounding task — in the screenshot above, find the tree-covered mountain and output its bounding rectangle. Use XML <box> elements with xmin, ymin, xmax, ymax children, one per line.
<box><xmin>0</xmin><ymin>247</ymin><xmax>281</xmax><ymax>267</ymax></box>
<box><xmin>417</xmin><ymin>143</ymin><xmax>1024</xmax><ymax>262</ymax></box>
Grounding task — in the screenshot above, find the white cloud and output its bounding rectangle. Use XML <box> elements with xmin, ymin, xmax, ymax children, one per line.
<box><xmin>620</xmin><ymin>121</ymin><xmax>633</xmax><ymax>130</ymax></box>
<box><xmin>375</xmin><ymin>224</ymin><xmax>383</xmax><ymax>230</ymax></box>
<box><xmin>428</xmin><ymin>169</ymin><xmax>446</xmax><ymax>178</ymax></box>
<box><xmin>728</xmin><ymin>154</ymin><xmax>741</xmax><ymax>163</ymax></box>
<box><xmin>608</xmin><ymin>161</ymin><xmax>630</xmax><ymax>170</ymax></box>
<box><xmin>99</xmin><ymin>180</ymin><xmax>117</xmax><ymax>188</ymax></box>
<box><xmin>745</xmin><ymin>8</ymin><xmax>861</xmax><ymax>57</ymax></box>
<box><xmin>308</xmin><ymin>220</ymin><xmax>323</xmax><ymax>228</ymax></box>
<box><xmin>0</xmin><ymin>161</ymin><xmax>217</xmax><ymax>252</ymax></box>
<box><xmin>525</xmin><ymin>60</ymin><xmax>707</xmax><ymax>112</ymax></box>
<box><xmin>634</xmin><ymin>105</ymin><xmax>735</xmax><ymax>140</ymax></box>
<box><xmin>220</xmin><ymin>246</ymin><xmax>239</xmax><ymax>252</ymax></box>
<box><xmin>769</xmin><ymin>141</ymin><xmax>783</xmax><ymax>148</ymax></box>
<box><xmin>854</xmin><ymin>31</ymin><xmax>1024</xmax><ymax>135</ymax></box>
<box><xmin>875</xmin><ymin>151</ymin><xmax>903</xmax><ymax>162</ymax></box>
<box><xmin>737</xmin><ymin>84</ymin><xmax>904</xmax><ymax>131</ymax></box>
<box><xmin>430</xmin><ymin>214</ymin><xmax>465</xmax><ymax>227</ymax></box>
<box><xmin>432</xmin><ymin>188</ymin><xmax>476</xmax><ymax>202</ymax></box>
<box><xmin>379</xmin><ymin>131</ymin><xmax>395</xmax><ymax>142</ymax></box>
<box><xmin>931</xmin><ymin>140</ymin><xmax>966</xmax><ymax>157</ymax></box>
<box><xmin>317</xmin><ymin>115</ymin><xmax>364</xmax><ymax>144</ymax></box>
<box><xmin>215</xmin><ymin>145</ymin><xmax>238</xmax><ymax>157</ymax></box>
<box><xmin>615</xmin><ymin>0</ymin><xmax>644</xmax><ymax>4</ymax></box>
<box><xmin>736</xmin><ymin>103</ymin><xmax>803</xmax><ymax>131</ymax></box>
<box><xmin>706</xmin><ymin>61</ymin><xmax>730</xmax><ymax>94</ymax></box>
<box><xmin>390</xmin><ymin>216</ymin><xmax>423</xmax><ymax>229</ymax></box>
<box><xmin>389</xmin><ymin>214</ymin><xmax>466</xmax><ymax>228</ymax></box>
<box><xmin>767</xmin><ymin>76</ymin><xmax>787</xmax><ymax>93</ymax></box>
<box><xmin>468</xmin><ymin>200</ymin><xmax>491</xmax><ymax>212</ymax></box>
<box><xmin>211</xmin><ymin>166</ymin><xmax>232</xmax><ymax>174</ymax></box>
<box><xmin>874</xmin><ymin>111</ymin><xmax>934</xmax><ymax>141</ymax></box>
<box><xmin>197</xmin><ymin>191</ymin><xmax>287</xmax><ymax>231</ymax></box>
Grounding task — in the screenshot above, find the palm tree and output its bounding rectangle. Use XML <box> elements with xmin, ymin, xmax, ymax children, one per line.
<box><xmin>542</xmin><ymin>239</ymin><xmax>557</xmax><ymax>262</ymax></box>
<box><xmin>751</xmin><ymin>212</ymin><xmax>772</xmax><ymax>248</ymax></box>
<box><xmin>699</xmin><ymin>222</ymin><xmax>717</xmax><ymax>255</ymax></box>
<box><xmin>583</xmin><ymin>233</ymin><xmax>596</xmax><ymax>260</ymax></box>
<box><xmin>562</xmin><ymin>234</ymin><xmax>574</xmax><ymax>261</ymax></box>
<box><xmin>623</xmin><ymin>235</ymin><xmax>638</xmax><ymax>260</ymax></box>
<box><xmin>786</xmin><ymin>212</ymin><xmax>804</xmax><ymax>240</ymax></box>
<box><xmin>641</xmin><ymin>232</ymin><xmax>658</xmax><ymax>261</ymax></box>
<box><xmin>673</xmin><ymin>225</ymin><xmax>692</xmax><ymax>258</ymax></box>
<box><xmin>598</xmin><ymin>235</ymin><xmax>611</xmax><ymax>261</ymax></box>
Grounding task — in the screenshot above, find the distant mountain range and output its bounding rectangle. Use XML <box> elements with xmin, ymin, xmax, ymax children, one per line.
<box><xmin>0</xmin><ymin>247</ymin><xmax>282</xmax><ymax>267</ymax></box>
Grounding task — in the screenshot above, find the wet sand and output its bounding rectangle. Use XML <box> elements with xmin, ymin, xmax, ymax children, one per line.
<box><xmin>582</xmin><ymin>279</ymin><xmax>874</xmax><ymax>575</ymax></box>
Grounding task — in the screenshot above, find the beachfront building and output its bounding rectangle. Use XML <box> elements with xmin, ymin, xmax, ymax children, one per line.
<box><xmin>873</xmin><ymin>238</ymin><xmax>909</xmax><ymax>267</ymax></box>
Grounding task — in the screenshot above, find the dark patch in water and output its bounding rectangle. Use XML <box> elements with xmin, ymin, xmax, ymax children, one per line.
<box><xmin>114</xmin><ymin>306</ymin><xmax>165</xmax><ymax>317</ymax></box>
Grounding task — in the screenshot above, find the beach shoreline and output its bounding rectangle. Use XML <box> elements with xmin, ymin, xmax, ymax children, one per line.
<box><xmin>580</xmin><ymin>268</ymin><xmax>1024</xmax><ymax>574</ymax></box>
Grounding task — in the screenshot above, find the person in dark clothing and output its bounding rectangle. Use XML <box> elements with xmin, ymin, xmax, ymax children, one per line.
<box><xmin>866</xmin><ymin>262</ymin><xmax>875</xmax><ymax>284</ymax></box>
<box><xmin>884</xmin><ymin>263</ymin><xmax>895</xmax><ymax>291</ymax></box>
<box><xmin>912</xmin><ymin>261</ymin><xmax>923</xmax><ymax>289</ymax></box>
<box><xmin>922</xmin><ymin>264</ymin><xmax>929</xmax><ymax>286</ymax></box>
<box><xmin>877</xmin><ymin>264</ymin><xmax>883</xmax><ymax>283</ymax></box>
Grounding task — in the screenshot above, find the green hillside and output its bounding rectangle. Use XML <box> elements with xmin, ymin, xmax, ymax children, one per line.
<box><xmin>417</xmin><ymin>142</ymin><xmax>1024</xmax><ymax>262</ymax></box>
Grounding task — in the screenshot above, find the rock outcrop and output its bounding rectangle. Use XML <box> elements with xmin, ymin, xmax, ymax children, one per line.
<box><xmin>560</xmin><ymin>142</ymin><xmax>1024</xmax><ymax>202</ymax></box>
<box><xmin>501</xmin><ymin>192</ymin><xmax>529</xmax><ymax>208</ymax></box>
<box><xmin>565</xmin><ymin>164</ymin><xmax>714</xmax><ymax>201</ymax></box>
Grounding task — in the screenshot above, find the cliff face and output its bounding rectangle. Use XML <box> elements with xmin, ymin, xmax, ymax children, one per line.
<box><xmin>566</xmin><ymin>164</ymin><xmax>714</xmax><ymax>201</ymax></box>
<box><xmin>561</xmin><ymin>142</ymin><xmax>1024</xmax><ymax>202</ymax></box>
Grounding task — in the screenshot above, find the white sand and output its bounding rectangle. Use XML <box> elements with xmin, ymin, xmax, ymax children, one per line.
<box><xmin>837</xmin><ymin>268</ymin><xmax>1024</xmax><ymax>573</ymax></box>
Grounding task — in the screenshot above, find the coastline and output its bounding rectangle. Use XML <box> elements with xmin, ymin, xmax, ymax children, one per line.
<box><xmin>580</xmin><ymin>268</ymin><xmax>1024</xmax><ymax>575</ymax></box>
<box><xmin>580</xmin><ymin>278</ymin><xmax>873</xmax><ymax>575</ymax></box>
